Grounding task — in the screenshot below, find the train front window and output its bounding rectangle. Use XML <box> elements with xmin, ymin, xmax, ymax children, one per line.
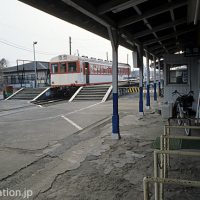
<box><xmin>51</xmin><ymin>63</ymin><xmax>58</xmax><ymax>73</ymax></box>
<box><xmin>68</xmin><ymin>62</ymin><xmax>77</xmax><ymax>72</ymax></box>
<box><xmin>60</xmin><ymin>63</ymin><xmax>67</xmax><ymax>73</ymax></box>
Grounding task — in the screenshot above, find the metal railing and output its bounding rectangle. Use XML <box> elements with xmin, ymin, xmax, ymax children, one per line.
<box><xmin>153</xmin><ymin>149</ymin><xmax>200</xmax><ymax>200</ymax></box>
<box><xmin>144</xmin><ymin>124</ymin><xmax>200</xmax><ymax>200</ymax></box>
<box><xmin>143</xmin><ymin>176</ymin><xmax>200</xmax><ymax>200</ymax></box>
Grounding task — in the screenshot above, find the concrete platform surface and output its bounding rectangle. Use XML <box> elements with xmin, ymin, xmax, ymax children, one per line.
<box><xmin>0</xmin><ymin>100</ymin><xmax>33</xmax><ymax>110</ymax></box>
<box><xmin>0</xmin><ymin>95</ymin><xmax>199</xmax><ymax>200</ymax></box>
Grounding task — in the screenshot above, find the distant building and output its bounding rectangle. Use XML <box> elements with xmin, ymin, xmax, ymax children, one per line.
<box><xmin>131</xmin><ymin>67</ymin><xmax>163</xmax><ymax>82</ymax></box>
<box><xmin>3</xmin><ymin>61</ymin><xmax>50</xmax><ymax>88</ymax></box>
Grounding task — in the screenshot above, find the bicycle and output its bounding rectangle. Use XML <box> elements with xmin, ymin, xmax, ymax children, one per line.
<box><xmin>172</xmin><ymin>90</ymin><xmax>194</xmax><ymax>136</ymax></box>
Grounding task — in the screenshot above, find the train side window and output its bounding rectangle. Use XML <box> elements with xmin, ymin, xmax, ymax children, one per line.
<box><xmin>97</xmin><ymin>65</ymin><xmax>99</xmax><ymax>74</ymax></box>
<box><xmin>90</xmin><ymin>64</ymin><xmax>93</xmax><ymax>74</ymax></box>
<box><xmin>68</xmin><ymin>62</ymin><xmax>77</xmax><ymax>72</ymax></box>
<box><xmin>93</xmin><ymin>65</ymin><xmax>96</xmax><ymax>74</ymax></box>
<box><xmin>60</xmin><ymin>63</ymin><xmax>67</xmax><ymax>73</ymax></box>
<box><xmin>51</xmin><ymin>63</ymin><xmax>58</xmax><ymax>73</ymax></box>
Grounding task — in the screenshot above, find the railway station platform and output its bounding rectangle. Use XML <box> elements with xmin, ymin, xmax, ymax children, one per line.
<box><xmin>0</xmin><ymin>94</ymin><xmax>199</xmax><ymax>199</ymax></box>
<box><xmin>0</xmin><ymin>100</ymin><xmax>35</xmax><ymax>114</ymax></box>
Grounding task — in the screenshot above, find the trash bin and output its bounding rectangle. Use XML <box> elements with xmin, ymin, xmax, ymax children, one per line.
<box><xmin>161</xmin><ymin>102</ymin><xmax>173</xmax><ymax>119</ymax></box>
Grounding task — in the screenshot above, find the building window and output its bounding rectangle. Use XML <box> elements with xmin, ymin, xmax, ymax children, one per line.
<box><xmin>60</xmin><ymin>63</ymin><xmax>67</xmax><ymax>73</ymax></box>
<box><xmin>4</xmin><ymin>76</ymin><xmax>8</xmax><ymax>84</ymax></box>
<box><xmin>11</xmin><ymin>75</ymin><xmax>16</xmax><ymax>84</ymax></box>
<box><xmin>51</xmin><ymin>63</ymin><xmax>58</xmax><ymax>73</ymax></box>
<box><xmin>30</xmin><ymin>74</ymin><xmax>35</xmax><ymax>80</ymax></box>
<box><xmin>68</xmin><ymin>62</ymin><xmax>77</xmax><ymax>72</ymax></box>
<box><xmin>168</xmin><ymin>64</ymin><xmax>188</xmax><ymax>84</ymax></box>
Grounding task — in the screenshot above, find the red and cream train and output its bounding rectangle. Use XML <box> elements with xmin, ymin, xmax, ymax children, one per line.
<box><xmin>50</xmin><ymin>55</ymin><xmax>130</xmax><ymax>86</ymax></box>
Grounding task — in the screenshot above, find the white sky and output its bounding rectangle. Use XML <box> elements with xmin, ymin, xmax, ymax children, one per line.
<box><xmin>0</xmin><ymin>0</ymin><xmax>134</xmax><ymax>68</ymax></box>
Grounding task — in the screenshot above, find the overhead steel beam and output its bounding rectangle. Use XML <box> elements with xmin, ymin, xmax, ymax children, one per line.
<box><xmin>119</xmin><ymin>29</ymin><xmax>142</xmax><ymax>46</ymax></box>
<box><xmin>155</xmin><ymin>52</ymin><xmax>165</xmax><ymax>58</ymax></box>
<box><xmin>132</xmin><ymin>18</ymin><xmax>186</xmax><ymax>39</ymax></box>
<box><xmin>194</xmin><ymin>0</ymin><xmax>200</xmax><ymax>25</ymax></box>
<box><xmin>162</xmin><ymin>40</ymin><xmax>179</xmax><ymax>47</ymax></box>
<box><xmin>168</xmin><ymin>47</ymin><xmax>179</xmax><ymax>54</ymax></box>
<box><xmin>61</xmin><ymin>0</ymin><xmax>138</xmax><ymax>51</ymax></box>
<box><xmin>156</xmin><ymin>47</ymin><xmax>180</xmax><ymax>56</ymax></box>
<box><xmin>133</xmin><ymin>5</ymin><xmax>168</xmax><ymax>54</ymax></box>
<box><xmin>188</xmin><ymin>0</ymin><xmax>200</xmax><ymax>24</ymax></box>
<box><xmin>168</xmin><ymin>46</ymin><xmax>178</xmax><ymax>51</ymax></box>
<box><xmin>119</xmin><ymin>26</ymin><xmax>156</xmax><ymax>57</ymax></box>
<box><xmin>144</xmin><ymin>28</ymin><xmax>196</xmax><ymax>46</ymax></box>
<box><xmin>153</xmin><ymin>48</ymin><xmax>166</xmax><ymax>55</ymax></box>
<box><xmin>153</xmin><ymin>44</ymin><xmax>177</xmax><ymax>55</ymax></box>
<box><xmin>61</xmin><ymin>0</ymin><xmax>115</xmax><ymax>28</ymax></box>
<box><xmin>118</xmin><ymin>0</ymin><xmax>187</xmax><ymax>28</ymax></box>
<box><xmin>98</xmin><ymin>0</ymin><xmax>147</xmax><ymax>15</ymax></box>
<box><xmin>168</xmin><ymin>0</ymin><xmax>180</xmax><ymax>51</ymax></box>
<box><xmin>149</xmin><ymin>41</ymin><xmax>178</xmax><ymax>53</ymax></box>
<box><xmin>149</xmin><ymin>45</ymin><xmax>163</xmax><ymax>51</ymax></box>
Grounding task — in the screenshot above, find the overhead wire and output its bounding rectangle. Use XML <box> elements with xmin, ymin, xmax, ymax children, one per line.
<box><xmin>0</xmin><ymin>39</ymin><xmax>58</xmax><ymax>56</ymax></box>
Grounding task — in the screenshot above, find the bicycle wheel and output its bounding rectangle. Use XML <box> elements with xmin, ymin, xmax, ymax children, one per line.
<box><xmin>184</xmin><ymin>119</ymin><xmax>191</xmax><ymax>136</ymax></box>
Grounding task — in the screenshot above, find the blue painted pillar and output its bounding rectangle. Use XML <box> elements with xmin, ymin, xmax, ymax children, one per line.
<box><xmin>145</xmin><ymin>51</ymin><xmax>150</xmax><ymax>109</ymax></box>
<box><xmin>137</xmin><ymin>45</ymin><xmax>144</xmax><ymax>116</ymax></box>
<box><xmin>112</xmin><ymin>49</ymin><xmax>119</xmax><ymax>136</ymax></box>
<box><xmin>108</xmin><ymin>27</ymin><xmax>120</xmax><ymax>139</ymax></box>
<box><xmin>153</xmin><ymin>56</ymin><xmax>157</xmax><ymax>102</ymax></box>
<box><xmin>158</xmin><ymin>59</ymin><xmax>161</xmax><ymax>97</ymax></box>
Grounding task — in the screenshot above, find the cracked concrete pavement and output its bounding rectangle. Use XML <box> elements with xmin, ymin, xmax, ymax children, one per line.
<box><xmin>0</xmin><ymin>95</ymin><xmax>199</xmax><ymax>199</ymax></box>
<box><xmin>0</xmin><ymin>95</ymin><xmax>159</xmax><ymax>199</ymax></box>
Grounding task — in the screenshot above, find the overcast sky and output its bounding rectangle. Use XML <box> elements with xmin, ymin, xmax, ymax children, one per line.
<box><xmin>0</xmin><ymin>0</ymin><xmax>135</xmax><ymax>68</ymax></box>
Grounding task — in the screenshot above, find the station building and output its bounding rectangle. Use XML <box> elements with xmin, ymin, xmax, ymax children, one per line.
<box><xmin>3</xmin><ymin>61</ymin><xmax>50</xmax><ymax>88</ymax></box>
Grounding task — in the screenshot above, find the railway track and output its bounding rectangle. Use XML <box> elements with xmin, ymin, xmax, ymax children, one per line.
<box><xmin>32</xmin><ymin>99</ymin><xmax>67</xmax><ymax>106</ymax></box>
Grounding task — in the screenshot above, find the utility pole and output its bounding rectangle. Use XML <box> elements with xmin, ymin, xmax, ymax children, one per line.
<box><xmin>69</xmin><ymin>36</ymin><xmax>72</xmax><ymax>55</ymax></box>
<box><xmin>33</xmin><ymin>41</ymin><xmax>37</xmax><ymax>88</ymax></box>
<box><xmin>76</xmin><ymin>49</ymin><xmax>79</xmax><ymax>56</ymax></box>
<box><xmin>106</xmin><ymin>52</ymin><xmax>109</xmax><ymax>61</ymax></box>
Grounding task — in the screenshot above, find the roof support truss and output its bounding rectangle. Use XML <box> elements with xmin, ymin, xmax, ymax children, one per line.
<box><xmin>132</xmin><ymin>18</ymin><xmax>186</xmax><ymax>39</ymax></box>
<box><xmin>98</xmin><ymin>0</ymin><xmax>148</xmax><ymax>15</ymax></box>
<box><xmin>144</xmin><ymin>28</ymin><xmax>196</xmax><ymax>46</ymax></box>
<box><xmin>61</xmin><ymin>0</ymin><xmax>114</xmax><ymax>28</ymax></box>
<box><xmin>118</xmin><ymin>0</ymin><xmax>187</xmax><ymax>28</ymax></box>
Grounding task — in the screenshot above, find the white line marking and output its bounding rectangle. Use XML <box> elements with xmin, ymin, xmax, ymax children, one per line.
<box><xmin>37</xmin><ymin>105</ymin><xmax>43</xmax><ymax>108</ymax></box>
<box><xmin>61</xmin><ymin>115</ymin><xmax>83</xmax><ymax>130</ymax></box>
<box><xmin>0</xmin><ymin>102</ymin><xmax>103</xmax><ymax>123</ymax></box>
<box><xmin>65</xmin><ymin>102</ymin><xmax>102</xmax><ymax>116</ymax></box>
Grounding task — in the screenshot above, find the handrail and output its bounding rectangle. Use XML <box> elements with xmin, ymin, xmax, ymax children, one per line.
<box><xmin>31</xmin><ymin>87</ymin><xmax>51</xmax><ymax>102</ymax></box>
<box><xmin>69</xmin><ymin>86</ymin><xmax>83</xmax><ymax>102</ymax></box>
<box><xmin>102</xmin><ymin>85</ymin><xmax>112</xmax><ymax>102</ymax></box>
<box><xmin>143</xmin><ymin>176</ymin><xmax>200</xmax><ymax>200</ymax></box>
<box><xmin>5</xmin><ymin>88</ymin><xmax>24</xmax><ymax>100</ymax></box>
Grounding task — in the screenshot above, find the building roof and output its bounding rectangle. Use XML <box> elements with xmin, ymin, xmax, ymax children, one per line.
<box><xmin>19</xmin><ymin>0</ymin><xmax>200</xmax><ymax>59</ymax></box>
<box><xmin>3</xmin><ymin>61</ymin><xmax>49</xmax><ymax>73</ymax></box>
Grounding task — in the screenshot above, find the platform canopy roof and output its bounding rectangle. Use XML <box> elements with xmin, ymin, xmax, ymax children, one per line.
<box><xmin>19</xmin><ymin>0</ymin><xmax>200</xmax><ymax>58</ymax></box>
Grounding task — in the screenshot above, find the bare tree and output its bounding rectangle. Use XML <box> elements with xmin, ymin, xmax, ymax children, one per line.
<box><xmin>0</xmin><ymin>58</ymin><xmax>8</xmax><ymax>89</ymax></box>
<box><xmin>0</xmin><ymin>58</ymin><xmax>8</xmax><ymax>68</ymax></box>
